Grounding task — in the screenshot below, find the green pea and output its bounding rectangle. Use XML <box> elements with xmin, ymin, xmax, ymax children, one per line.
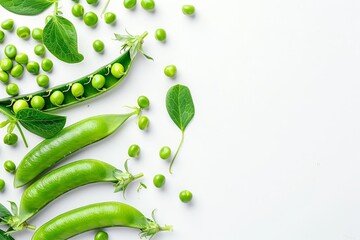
<box><xmin>111</xmin><ymin>63</ymin><xmax>125</xmax><ymax>78</ymax></box>
<box><xmin>30</xmin><ymin>96</ymin><xmax>46</xmax><ymax>110</ymax></box>
<box><xmin>93</xmin><ymin>40</ymin><xmax>105</xmax><ymax>53</ymax></box>
<box><xmin>86</xmin><ymin>0</ymin><xmax>98</xmax><ymax>5</ymax></box>
<box><xmin>6</xmin><ymin>83</ymin><xmax>19</xmax><ymax>96</ymax></box>
<box><xmin>4</xmin><ymin>44</ymin><xmax>17</xmax><ymax>59</ymax></box>
<box><xmin>10</xmin><ymin>64</ymin><xmax>24</xmax><ymax>78</ymax></box>
<box><xmin>91</xmin><ymin>74</ymin><xmax>105</xmax><ymax>90</ymax></box>
<box><xmin>27</xmin><ymin>61</ymin><xmax>40</xmax><ymax>75</ymax></box>
<box><xmin>17</xmin><ymin>26</ymin><xmax>31</xmax><ymax>39</ymax></box>
<box><xmin>141</xmin><ymin>0</ymin><xmax>155</xmax><ymax>10</ymax></box>
<box><xmin>84</xmin><ymin>12</ymin><xmax>98</xmax><ymax>27</ymax></box>
<box><xmin>159</xmin><ymin>146</ymin><xmax>171</xmax><ymax>160</ymax></box>
<box><xmin>36</xmin><ymin>74</ymin><xmax>50</xmax><ymax>88</ymax></box>
<box><xmin>182</xmin><ymin>5</ymin><xmax>195</xmax><ymax>15</ymax></box>
<box><xmin>153</xmin><ymin>174</ymin><xmax>166</xmax><ymax>188</ymax></box>
<box><xmin>138</xmin><ymin>116</ymin><xmax>149</xmax><ymax>130</ymax></box>
<box><xmin>179</xmin><ymin>190</ymin><xmax>193</xmax><ymax>203</ymax></box>
<box><xmin>50</xmin><ymin>90</ymin><xmax>65</xmax><ymax>106</ymax></box>
<box><xmin>128</xmin><ymin>144</ymin><xmax>140</xmax><ymax>158</ymax></box>
<box><xmin>0</xmin><ymin>70</ymin><xmax>9</xmax><ymax>84</ymax></box>
<box><xmin>155</xmin><ymin>28</ymin><xmax>166</xmax><ymax>42</ymax></box>
<box><xmin>94</xmin><ymin>231</ymin><xmax>108</xmax><ymax>240</ymax></box>
<box><xmin>0</xmin><ymin>58</ymin><xmax>13</xmax><ymax>71</ymax></box>
<box><xmin>13</xmin><ymin>99</ymin><xmax>29</xmax><ymax>113</ymax></box>
<box><xmin>164</xmin><ymin>65</ymin><xmax>177</xmax><ymax>78</ymax></box>
<box><xmin>0</xmin><ymin>30</ymin><xmax>5</xmax><ymax>43</ymax></box>
<box><xmin>15</xmin><ymin>53</ymin><xmax>29</xmax><ymax>64</ymax></box>
<box><xmin>0</xmin><ymin>179</ymin><xmax>5</xmax><ymax>191</ymax></box>
<box><xmin>32</xmin><ymin>28</ymin><xmax>43</xmax><ymax>41</ymax></box>
<box><xmin>137</xmin><ymin>96</ymin><xmax>150</xmax><ymax>109</ymax></box>
<box><xmin>41</xmin><ymin>58</ymin><xmax>53</xmax><ymax>72</ymax></box>
<box><xmin>72</xmin><ymin>4</ymin><xmax>84</xmax><ymax>17</ymax></box>
<box><xmin>4</xmin><ymin>133</ymin><xmax>18</xmax><ymax>145</ymax></box>
<box><xmin>4</xmin><ymin>160</ymin><xmax>16</xmax><ymax>173</ymax></box>
<box><xmin>124</xmin><ymin>0</ymin><xmax>137</xmax><ymax>9</ymax></box>
<box><xmin>71</xmin><ymin>83</ymin><xmax>84</xmax><ymax>98</ymax></box>
<box><xmin>104</xmin><ymin>12</ymin><xmax>116</xmax><ymax>24</ymax></box>
<box><xmin>45</xmin><ymin>15</ymin><xmax>53</xmax><ymax>24</ymax></box>
<box><xmin>34</xmin><ymin>44</ymin><xmax>46</xmax><ymax>56</ymax></box>
<box><xmin>1</xmin><ymin>19</ymin><xmax>14</xmax><ymax>31</ymax></box>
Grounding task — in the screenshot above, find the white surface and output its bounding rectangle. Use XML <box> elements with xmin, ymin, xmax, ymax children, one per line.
<box><xmin>1</xmin><ymin>0</ymin><xmax>360</xmax><ymax>239</ymax></box>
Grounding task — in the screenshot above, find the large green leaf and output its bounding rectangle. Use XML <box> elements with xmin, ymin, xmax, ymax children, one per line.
<box><xmin>0</xmin><ymin>229</ymin><xmax>13</xmax><ymax>240</ymax></box>
<box><xmin>0</xmin><ymin>0</ymin><xmax>54</xmax><ymax>15</ymax></box>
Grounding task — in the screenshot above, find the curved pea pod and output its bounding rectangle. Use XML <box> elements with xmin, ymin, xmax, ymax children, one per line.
<box><xmin>32</xmin><ymin>202</ymin><xmax>172</xmax><ymax>240</ymax></box>
<box><xmin>14</xmin><ymin>110</ymin><xmax>140</xmax><ymax>188</ymax></box>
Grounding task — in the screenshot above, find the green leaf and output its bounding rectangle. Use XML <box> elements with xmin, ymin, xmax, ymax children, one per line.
<box><xmin>0</xmin><ymin>230</ymin><xmax>13</xmax><ymax>240</ymax></box>
<box><xmin>166</xmin><ymin>84</ymin><xmax>195</xmax><ymax>132</ymax></box>
<box><xmin>0</xmin><ymin>203</ymin><xmax>11</xmax><ymax>219</ymax></box>
<box><xmin>43</xmin><ymin>16</ymin><xmax>84</xmax><ymax>63</ymax></box>
<box><xmin>0</xmin><ymin>0</ymin><xmax>54</xmax><ymax>15</ymax></box>
<box><xmin>16</xmin><ymin>109</ymin><xmax>66</xmax><ymax>139</ymax></box>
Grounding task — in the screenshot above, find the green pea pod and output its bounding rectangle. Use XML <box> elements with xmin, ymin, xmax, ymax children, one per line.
<box><xmin>1</xmin><ymin>160</ymin><xmax>143</xmax><ymax>232</ymax></box>
<box><xmin>14</xmin><ymin>110</ymin><xmax>140</xmax><ymax>188</ymax></box>
<box><xmin>32</xmin><ymin>202</ymin><xmax>172</xmax><ymax>240</ymax></box>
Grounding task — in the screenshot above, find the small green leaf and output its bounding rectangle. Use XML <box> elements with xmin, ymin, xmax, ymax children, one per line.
<box><xmin>0</xmin><ymin>0</ymin><xmax>54</xmax><ymax>15</ymax></box>
<box><xmin>16</xmin><ymin>109</ymin><xmax>66</xmax><ymax>139</ymax></box>
<box><xmin>0</xmin><ymin>229</ymin><xmax>14</xmax><ymax>240</ymax></box>
<box><xmin>43</xmin><ymin>16</ymin><xmax>84</xmax><ymax>63</ymax></box>
<box><xmin>7</xmin><ymin>202</ymin><xmax>17</xmax><ymax>217</ymax></box>
<box><xmin>0</xmin><ymin>203</ymin><xmax>11</xmax><ymax>219</ymax></box>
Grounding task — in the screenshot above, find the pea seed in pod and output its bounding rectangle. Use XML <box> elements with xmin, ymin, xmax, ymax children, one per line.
<box><xmin>72</xmin><ymin>3</ymin><xmax>84</xmax><ymax>17</ymax></box>
<box><xmin>84</xmin><ymin>12</ymin><xmax>98</xmax><ymax>27</ymax></box>
<box><xmin>4</xmin><ymin>44</ymin><xmax>17</xmax><ymax>59</ymax></box>
<box><xmin>4</xmin><ymin>133</ymin><xmax>18</xmax><ymax>145</ymax></box>
<box><xmin>34</xmin><ymin>44</ymin><xmax>46</xmax><ymax>56</ymax></box>
<box><xmin>111</xmin><ymin>63</ymin><xmax>125</xmax><ymax>78</ymax></box>
<box><xmin>141</xmin><ymin>0</ymin><xmax>155</xmax><ymax>10</ymax></box>
<box><xmin>32</xmin><ymin>28</ymin><xmax>43</xmax><ymax>41</ymax></box>
<box><xmin>0</xmin><ymin>58</ymin><xmax>13</xmax><ymax>71</ymax></box>
<box><xmin>15</xmin><ymin>53</ymin><xmax>29</xmax><ymax>64</ymax></box>
<box><xmin>36</xmin><ymin>74</ymin><xmax>50</xmax><ymax>88</ymax></box>
<box><xmin>30</xmin><ymin>96</ymin><xmax>45</xmax><ymax>110</ymax></box>
<box><xmin>0</xmin><ymin>30</ymin><xmax>5</xmax><ymax>43</ymax></box>
<box><xmin>10</xmin><ymin>64</ymin><xmax>24</xmax><ymax>78</ymax></box>
<box><xmin>6</xmin><ymin>83</ymin><xmax>19</xmax><ymax>96</ymax></box>
<box><xmin>0</xmin><ymin>70</ymin><xmax>9</xmax><ymax>83</ymax></box>
<box><xmin>93</xmin><ymin>40</ymin><xmax>105</xmax><ymax>53</ymax></box>
<box><xmin>50</xmin><ymin>90</ymin><xmax>65</xmax><ymax>106</ymax></box>
<box><xmin>104</xmin><ymin>12</ymin><xmax>116</xmax><ymax>24</ymax></box>
<box><xmin>0</xmin><ymin>179</ymin><xmax>5</xmax><ymax>191</ymax></box>
<box><xmin>27</xmin><ymin>61</ymin><xmax>40</xmax><ymax>75</ymax></box>
<box><xmin>95</xmin><ymin>231</ymin><xmax>108</xmax><ymax>240</ymax></box>
<box><xmin>1</xmin><ymin>19</ymin><xmax>14</xmax><ymax>31</ymax></box>
<box><xmin>182</xmin><ymin>4</ymin><xmax>196</xmax><ymax>15</ymax></box>
<box><xmin>17</xmin><ymin>26</ymin><xmax>31</xmax><ymax>39</ymax></box>
<box><xmin>91</xmin><ymin>74</ymin><xmax>105</xmax><ymax>90</ymax></box>
<box><xmin>71</xmin><ymin>83</ymin><xmax>84</xmax><ymax>98</ymax></box>
<box><xmin>124</xmin><ymin>0</ymin><xmax>137</xmax><ymax>9</ymax></box>
<box><xmin>13</xmin><ymin>99</ymin><xmax>29</xmax><ymax>114</ymax></box>
<box><xmin>41</xmin><ymin>58</ymin><xmax>53</xmax><ymax>72</ymax></box>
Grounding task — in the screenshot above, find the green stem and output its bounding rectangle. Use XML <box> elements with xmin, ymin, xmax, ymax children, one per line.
<box><xmin>53</xmin><ymin>0</ymin><xmax>59</xmax><ymax>16</ymax></box>
<box><xmin>133</xmin><ymin>173</ymin><xmax>144</xmax><ymax>180</ymax></box>
<box><xmin>160</xmin><ymin>225</ymin><xmax>173</xmax><ymax>232</ymax></box>
<box><xmin>15</xmin><ymin>122</ymin><xmax>28</xmax><ymax>148</ymax></box>
<box><xmin>101</xmin><ymin>0</ymin><xmax>111</xmax><ymax>16</ymax></box>
<box><xmin>169</xmin><ymin>131</ymin><xmax>185</xmax><ymax>174</ymax></box>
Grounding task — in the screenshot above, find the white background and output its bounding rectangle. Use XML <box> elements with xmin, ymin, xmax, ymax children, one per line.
<box><xmin>1</xmin><ymin>0</ymin><xmax>360</xmax><ymax>239</ymax></box>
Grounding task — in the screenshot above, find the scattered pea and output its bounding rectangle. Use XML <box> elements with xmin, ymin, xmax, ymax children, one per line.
<box><xmin>164</xmin><ymin>65</ymin><xmax>177</xmax><ymax>78</ymax></box>
<box><xmin>26</xmin><ymin>61</ymin><xmax>40</xmax><ymax>75</ymax></box>
<box><xmin>32</xmin><ymin>28</ymin><xmax>43</xmax><ymax>41</ymax></box>
<box><xmin>71</xmin><ymin>83</ymin><xmax>85</xmax><ymax>98</ymax></box>
<box><xmin>34</xmin><ymin>44</ymin><xmax>46</xmax><ymax>56</ymax></box>
<box><xmin>4</xmin><ymin>44</ymin><xmax>17</xmax><ymax>59</ymax></box>
<box><xmin>0</xmin><ymin>30</ymin><xmax>5</xmax><ymax>43</ymax></box>
<box><xmin>128</xmin><ymin>144</ymin><xmax>140</xmax><ymax>158</ymax></box>
<box><xmin>84</xmin><ymin>12</ymin><xmax>98</xmax><ymax>27</ymax></box>
<box><xmin>94</xmin><ymin>231</ymin><xmax>108</xmax><ymax>240</ymax></box>
<box><xmin>6</xmin><ymin>83</ymin><xmax>19</xmax><ymax>96</ymax></box>
<box><xmin>36</xmin><ymin>74</ymin><xmax>50</xmax><ymax>88</ymax></box>
<box><xmin>104</xmin><ymin>12</ymin><xmax>116</xmax><ymax>24</ymax></box>
<box><xmin>45</xmin><ymin>15</ymin><xmax>53</xmax><ymax>24</ymax></box>
<box><xmin>159</xmin><ymin>146</ymin><xmax>171</xmax><ymax>160</ymax></box>
<box><xmin>137</xmin><ymin>96</ymin><xmax>150</xmax><ymax>109</ymax></box>
<box><xmin>17</xmin><ymin>26</ymin><xmax>31</xmax><ymax>39</ymax></box>
<box><xmin>41</xmin><ymin>58</ymin><xmax>53</xmax><ymax>72</ymax></box>
<box><xmin>13</xmin><ymin>100</ymin><xmax>29</xmax><ymax>113</ymax></box>
<box><xmin>91</xmin><ymin>74</ymin><xmax>105</xmax><ymax>90</ymax></box>
<box><xmin>4</xmin><ymin>133</ymin><xmax>18</xmax><ymax>145</ymax></box>
<box><xmin>0</xmin><ymin>70</ymin><xmax>9</xmax><ymax>83</ymax></box>
<box><xmin>10</xmin><ymin>64</ymin><xmax>24</xmax><ymax>78</ymax></box>
<box><xmin>0</xmin><ymin>179</ymin><xmax>5</xmax><ymax>191</ymax></box>
<box><xmin>0</xmin><ymin>58</ymin><xmax>13</xmax><ymax>71</ymax></box>
<box><xmin>155</xmin><ymin>28</ymin><xmax>166</xmax><ymax>42</ymax></box>
<box><xmin>153</xmin><ymin>174</ymin><xmax>166</xmax><ymax>188</ymax></box>
<box><xmin>1</xmin><ymin>19</ymin><xmax>14</xmax><ymax>31</ymax></box>
<box><xmin>124</xmin><ymin>0</ymin><xmax>137</xmax><ymax>9</ymax></box>
<box><xmin>93</xmin><ymin>40</ymin><xmax>105</xmax><ymax>53</ymax></box>
<box><xmin>4</xmin><ymin>160</ymin><xmax>16</xmax><ymax>173</ymax></box>
<box><xmin>111</xmin><ymin>63</ymin><xmax>125</xmax><ymax>78</ymax></box>
<box><xmin>72</xmin><ymin>4</ymin><xmax>84</xmax><ymax>17</ymax></box>
<box><xmin>179</xmin><ymin>190</ymin><xmax>193</xmax><ymax>203</ymax></box>
<box><xmin>138</xmin><ymin>116</ymin><xmax>149</xmax><ymax>130</ymax></box>
<box><xmin>86</xmin><ymin>0</ymin><xmax>98</xmax><ymax>5</ymax></box>
<box><xmin>141</xmin><ymin>0</ymin><xmax>155</xmax><ymax>10</ymax></box>
<box><xmin>50</xmin><ymin>90</ymin><xmax>65</xmax><ymax>106</ymax></box>
<box><xmin>182</xmin><ymin>5</ymin><xmax>195</xmax><ymax>15</ymax></box>
<box><xmin>30</xmin><ymin>96</ymin><xmax>46</xmax><ymax>110</ymax></box>
<box><xmin>15</xmin><ymin>53</ymin><xmax>29</xmax><ymax>64</ymax></box>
